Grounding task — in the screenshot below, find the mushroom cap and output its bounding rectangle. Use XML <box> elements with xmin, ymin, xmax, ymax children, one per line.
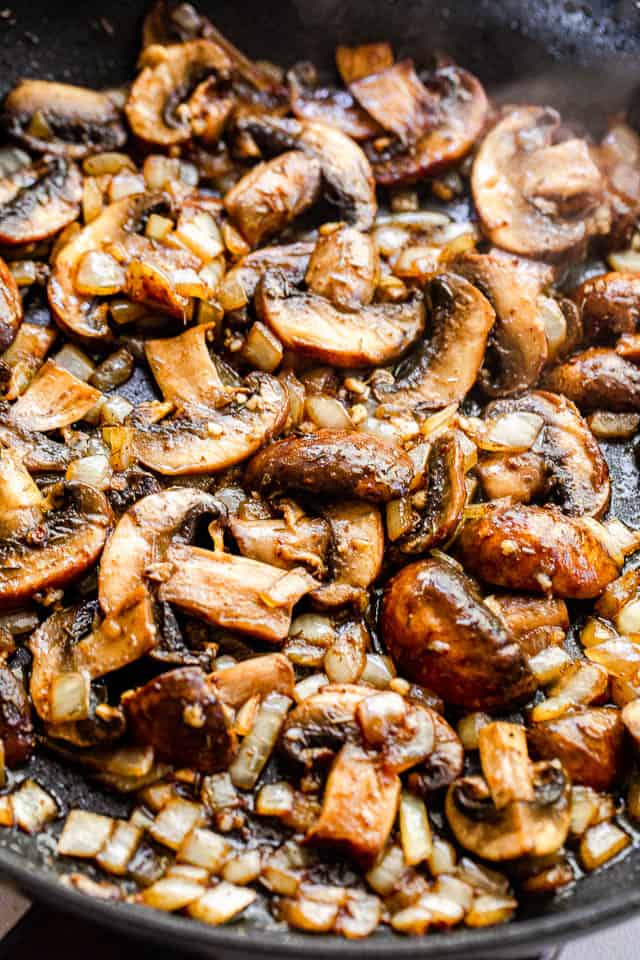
<box><xmin>542</xmin><ymin>347</ymin><xmax>640</xmax><ymax>412</ymax></box>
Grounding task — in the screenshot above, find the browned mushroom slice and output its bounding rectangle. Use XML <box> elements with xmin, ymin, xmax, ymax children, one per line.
<box><xmin>542</xmin><ymin>347</ymin><xmax>640</xmax><ymax>412</ymax></box>
<box><xmin>305</xmin><ymin>224</ymin><xmax>378</xmax><ymax>309</ymax></box>
<box><xmin>306</xmin><ymin>743</ymin><xmax>400</xmax><ymax>868</ymax></box>
<box><xmin>457</xmin><ymin>504</ymin><xmax>620</xmax><ymax>599</ymax></box>
<box><xmin>374</xmin><ymin>274</ymin><xmax>495</xmax><ymax>408</ymax></box>
<box><xmin>311</xmin><ymin>501</ymin><xmax>384</xmax><ymax>608</ymax></box>
<box><xmin>159</xmin><ymin>543</ymin><xmax>317</xmax><ymax>643</ymax></box>
<box><xmin>223</xmin><ymin>150</ymin><xmax>321</xmax><ymax>247</ymax></box>
<box><xmin>0</xmin><ymin>447</ymin><xmax>45</xmax><ymax>539</ymax></box>
<box><xmin>453</xmin><ymin>251</ymin><xmax>552</xmax><ymax>396</ymax></box>
<box><xmin>126</xmin><ymin>40</ymin><xmax>232</xmax><ymax>146</ymax></box>
<box><xmin>350</xmin><ymin>60</ymin><xmax>435</xmax><ymax>146</ymax></box>
<box><xmin>395</xmin><ymin>430</ymin><xmax>466</xmax><ymax>555</ymax></box>
<box><xmin>0</xmin><ymin>667</ymin><xmax>34</xmax><ymax>766</ymax></box>
<box><xmin>365</xmin><ymin>67</ymin><xmax>488</xmax><ymax>186</ymax></box>
<box><xmin>446</xmin><ymin>760</ymin><xmax>570</xmax><ymax>861</ymax></box>
<box><xmin>597</xmin><ymin>122</ymin><xmax>640</xmax><ymax>246</ymax></box>
<box><xmin>187</xmin><ymin>75</ymin><xmax>235</xmax><ymax>145</ymax></box>
<box><xmin>0</xmin><ymin>411</ymin><xmax>72</xmax><ymax>473</ymax></box>
<box><xmin>0</xmin><ymin>255</ymin><xmax>23</xmax><ymax>353</ymax></box>
<box><xmin>476</xmin><ymin>451</ymin><xmax>547</xmax><ymax>505</ymax></box>
<box><xmin>230</xmin><ymin>514</ymin><xmax>330</xmax><ymax>576</ymax></box>
<box><xmin>145</xmin><ymin>324</ymin><xmax>224</xmax><ymax>406</ymax></box>
<box><xmin>528</xmin><ymin>707</ymin><xmax>626</xmax><ymax>791</ymax></box>
<box><xmin>3</xmin><ymin>80</ymin><xmax>126</xmax><ymax>158</ymax></box>
<box><xmin>48</xmin><ymin>193</ymin><xmax>167</xmax><ymax>343</ymax></box>
<box><xmin>1</xmin><ymin>322</ymin><xmax>56</xmax><ymax>401</ymax></box>
<box><xmin>382</xmin><ymin>557</ymin><xmax>535</xmax><ymax>712</ymax></box>
<box><xmin>221</xmin><ymin>241</ymin><xmax>313</xmax><ymax>308</ymax></box>
<box><xmin>245</xmin><ymin>429</ymin><xmax>413</xmax><ymax>503</ymax></box>
<box><xmin>238</xmin><ymin>115</ymin><xmax>377</xmax><ymax>229</ymax></box>
<box><xmin>0</xmin><ymin>156</ymin><xmax>82</xmax><ymax>246</ymax></box>
<box><xmin>335</xmin><ymin>43</ymin><xmax>394</xmax><ymax>85</ymax></box>
<box><xmin>487</xmin><ymin>594</ymin><xmax>569</xmax><ymax>657</ymax></box>
<box><xmin>132</xmin><ymin>373</ymin><xmax>289</xmax><ymax>475</ymax></box>
<box><xmin>10</xmin><ymin>360</ymin><xmax>101</xmax><ymax>432</ymax></box>
<box><xmin>409</xmin><ymin>711</ymin><xmax>464</xmax><ymax>794</ymax></box>
<box><xmin>571</xmin><ymin>272</ymin><xmax>640</xmax><ymax>342</ymax></box>
<box><xmin>280</xmin><ymin>684</ymin><xmax>370</xmax><ymax>768</ymax></box>
<box><xmin>0</xmin><ymin>483</ymin><xmax>112</xmax><ymax>609</ymax></box>
<box><xmin>472</xmin><ymin>107</ymin><xmax>610</xmax><ymax>259</ymax></box>
<box><xmin>211</xmin><ymin>653</ymin><xmax>295</xmax><ymax>708</ymax></box>
<box><xmin>480</xmin><ymin>391</ymin><xmax>610</xmax><ymax>517</ymax></box>
<box><xmin>288</xmin><ymin>67</ymin><xmax>381</xmax><ymax>141</ymax></box>
<box><xmin>124</xmin><ymin>666</ymin><xmax>236</xmax><ymax>773</ymax></box>
<box><xmin>99</xmin><ymin>486</ymin><xmax>222</xmax><ymax>615</ymax></box>
<box><xmin>256</xmin><ymin>271</ymin><xmax>423</xmax><ymax>368</ymax></box>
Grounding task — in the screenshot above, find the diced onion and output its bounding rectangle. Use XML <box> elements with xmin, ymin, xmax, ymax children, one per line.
<box><xmin>242</xmin><ymin>322</ymin><xmax>283</xmax><ymax>373</ymax></box>
<box><xmin>229</xmin><ymin>692</ymin><xmax>292</xmax><ymax>790</ymax></box>
<box><xmin>108</xmin><ymin>168</ymin><xmax>146</xmax><ymax>198</ymax></box>
<box><xmin>457</xmin><ymin>712</ymin><xmax>491</xmax><ymax>751</ymax></box>
<box><xmin>57</xmin><ymin>809</ymin><xmax>113</xmax><ymax>857</ymax></box>
<box><xmin>365</xmin><ymin>844</ymin><xmax>406</xmax><ymax>895</ymax></box>
<box><xmin>393</xmin><ymin>245</ymin><xmax>440</xmax><ymax>279</ymax></box>
<box><xmin>9</xmin><ymin>260</ymin><xmax>37</xmax><ymax>287</ymax></box>
<box><xmin>608</xmin><ymin>248</ymin><xmax>640</xmax><ymax>272</ymax></box>
<box><xmin>83</xmin><ymin>152</ymin><xmax>135</xmax><ymax>176</ymax></box>
<box><xmin>527</xmin><ymin>646</ymin><xmax>572</xmax><ymax>685</ymax></box>
<box><xmin>529</xmin><ymin>695</ymin><xmax>573</xmax><ymax>722</ymax></box>
<box><xmin>49</xmin><ymin>671</ymin><xmax>91</xmax><ymax>723</ymax></box>
<box><xmin>360</xmin><ymin>654</ymin><xmax>396</xmax><ymax>689</ymax></box>
<box><xmin>178</xmin><ymin>827</ymin><xmax>229</xmax><ymax>871</ymax></box>
<box><xmin>480</xmin><ymin>411</ymin><xmax>544</xmax><ymax>453</ymax></box>
<box><xmin>617</xmin><ymin>597</ymin><xmax>640</xmax><ymax>635</ymax></box>
<box><xmin>66</xmin><ymin>454</ymin><xmax>111</xmax><ymax>490</ymax></box>
<box><xmin>222</xmin><ymin>850</ymin><xmax>262</xmax><ymax>885</ymax></box>
<box><xmin>76</xmin><ymin>251</ymin><xmax>125</xmax><ymax>296</ymax></box>
<box><xmin>186</xmin><ymin>882</ymin><xmax>256</xmax><ymax>926</ymax></box>
<box><xmin>280</xmin><ymin>896</ymin><xmax>339</xmax><ymax>933</ymax></box>
<box><xmin>53</xmin><ymin>343</ymin><xmax>95</xmax><ymax>382</ymax></box>
<box><xmin>175</xmin><ymin>212</ymin><xmax>224</xmax><ymax>263</ymax></box>
<box><xmin>82</xmin><ymin>177</ymin><xmax>104</xmax><ymax>224</ymax></box>
<box><xmin>537</xmin><ymin>295</ymin><xmax>567</xmax><ymax>355</ymax></box>
<box><xmin>386</xmin><ymin>497</ymin><xmax>413</xmax><ymax>541</ymax></box>
<box><xmin>100</xmin><ymin>395</ymin><xmax>134</xmax><ymax>425</ymax></box>
<box><xmin>256</xmin><ymin>782</ymin><xmax>294</xmax><ymax>817</ymax></box>
<box><xmin>392</xmin><ymin>893</ymin><xmax>464</xmax><ymax>934</ymax></box>
<box><xmin>142</xmin><ymin>876</ymin><xmax>204</xmax><ymax>912</ymax></box>
<box><xmin>293</xmin><ymin>672</ymin><xmax>328</xmax><ymax>703</ymax></box>
<box><xmin>465</xmin><ymin>894</ymin><xmax>517</xmax><ymax>928</ymax></box>
<box><xmin>305</xmin><ymin>395</ymin><xmax>353</xmax><ymax>430</ymax></box>
<box><xmin>586</xmin><ymin>638</ymin><xmax>640</xmax><ymax>680</ymax></box>
<box><xmin>399</xmin><ymin>792</ymin><xmax>432</xmax><ymax>866</ymax></box>
<box><xmin>96</xmin><ymin>821</ymin><xmax>143</xmax><ymax>875</ymax></box>
<box><xmin>149</xmin><ymin>798</ymin><xmax>203</xmax><ymax>850</ymax></box>
<box><xmin>580</xmin><ymin>821</ymin><xmax>630</xmax><ymax>871</ymax></box>
<box><xmin>427</xmin><ymin>837</ymin><xmax>457</xmax><ymax>876</ymax></box>
<box><xmin>580</xmin><ymin>616</ymin><xmax>618</xmax><ymax>649</ymax></box>
<box><xmin>145</xmin><ymin>213</ymin><xmax>174</xmax><ymax>242</ymax></box>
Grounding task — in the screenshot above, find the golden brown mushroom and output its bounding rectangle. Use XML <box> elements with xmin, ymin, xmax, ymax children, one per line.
<box><xmin>145</xmin><ymin>324</ymin><xmax>225</xmax><ymax>406</ymax></box>
<box><xmin>305</xmin><ymin>224</ymin><xmax>378</xmax><ymax>309</ymax></box>
<box><xmin>10</xmin><ymin>360</ymin><xmax>101</xmax><ymax>433</ymax></box>
<box><xmin>311</xmin><ymin>501</ymin><xmax>384</xmax><ymax>608</ymax></box>
<box><xmin>542</xmin><ymin>347</ymin><xmax>640</xmax><ymax>412</ymax></box>
<box><xmin>528</xmin><ymin>707</ymin><xmax>626</xmax><ymax>791</ymax></box>
<box><xmin>0</xmin><ymin>255</ymin><xmax>23</xmax><ymax>354</ymax></box>
<box><xmin>0</xmin><ymin>156</ymin><xmax>82</xmax><ymax>246</ymax></box>
<box><xmin>571</xmin><ymin>272</ymin><xmax>640</xmax><ymax>342</ymax></box>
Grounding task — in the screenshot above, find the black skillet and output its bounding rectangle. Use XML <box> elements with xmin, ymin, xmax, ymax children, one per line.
<box><xmin>1</xmin><ymin>1</ymin><xmax>640</xmax><ymax>956</ymax></box>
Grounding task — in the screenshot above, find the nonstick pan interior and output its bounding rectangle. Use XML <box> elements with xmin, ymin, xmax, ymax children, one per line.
<box><xmin>0</xmin><ymin>1</ymin><xmax>640</xmax><ymax>956</ymax></box>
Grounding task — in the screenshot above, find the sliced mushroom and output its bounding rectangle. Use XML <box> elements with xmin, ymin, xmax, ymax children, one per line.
<box><xmin>159</xmin><ymin>543</ymin><xmax>317</xmax><ymax>643</ymax></box>
<box><xmin>0</xmin><ymin>448</ymin><xmax>45</xmax><ymax>539</ymax></box>
<box><xmin>256</xmin><ymin>270</ymin><xmax>423</xmax><ymax>368</ymax></box>
<box><xmin>0</xmin><ymin>156</ymin><xmax>82</xmax><ymax>246</ymax></box>
<box><xmin>244</xmin><ymin>429</ymin><xmax>414</xmax><ymax>503</ymax></box>
<box><xmin>311</xmin><ymin>501</ymin><xmax>384</xmax><ymax>608</ymax></box>
<box><xmin>350</xmin><ymin>59</ymin><xmax>435</xmax><ymax>147</ymax></box>
<box><xmin>355</xmin><ymin>691</ymin><xmax>435</xmax><ymax>773</ymax></box>
<box><xmin>479</xmin><ymin>391</ymin><xmax>610</xmax><ymax>517</ymax></box>
<box><xmin>48</xmin><ymin>193</ymin><xmax>170</xmax><ymax>343</ymax></box>
<box><xmin>211</xmin><ymin>653</ymin><xmax>295</xmax><ymax>708</ymax></box>
<box><xmin>453</xmin><ymin>251</ymin><xmax>552</xmax><ymax>396</ymax></box>
<box><xmin>1</xmin><ymin>322</ymin><xmax>57</xmax><ymax>401</ymax></box>
<box><xmin>131</xmin><ymin>373</ymin><xmax>289</xmax><ymax>475</ymax></box>
<box><xmin>382</xmin><ymin>558</ymin><xmax>535</xmax><ymax>712</ymax></box>
<box><xmin>0</xmin><ymin>256</ymin><xmax>23</xmax><ymax>353</ymax></box>
<box><xmin>395</xmin><ymin>430</ymin><xmax>466</xmax><ymax>555</ymax></box>
<box><xmin>145</xmin><ymin>324</ymin><xmax>224</xmax><ymax>406</ymax></box>
<box><xmin>335</xmin><ymin>43</ymin><xmax>394</xmax><ymax>85</ymax></box>
<box><xmin>542</xmin><ymin>347</ymin><xmax>640</xmax><ymax>412</ymax></box>
<box><xmin>0</xmin><ymin>667</ymin><xmax>33</xmax><ymax>766</ymax></box>
<box><xmin>124</xmin><ymin>666</ymin><xmax>236</xmax><ymax>773</ymax></box>
<box><xmin>528</xmin><ymin>707</ymin><xmax>626</xmax><ymax>791</ymax></box>
<box><xmin>571</xmin><ymin>271</ymin><xmax>640</xmax><ymax>342</ymax></box>
<box><xmin>487</xmin><ymin>594</ymin><xmax>569</xmax><ymax>658</ymax></box>
<box><xmin>126</xmin><ymin>39</ymin><xmax>232</xmax><ymax>146</ymax></box>
<box><xmin>221</xmin><ymin>241</ymin><xmax>313</xmax><ymax>306</ymax></box>
<box><xmin>3</xmin><ymin>80</ymin><xmax>126</xmax><ymax>158</ymax></box>
<box><xmin>446</xmin><ymin>760</ymin><xmax>570</xmax><ymax>861</ymax></box>
<box><xmin>99</xmin><ymin>486</ymin><xmax>222</xmax><ymax>616</ymax></box>
<box><xmin>363</xmin><ymin>66</ymin><xmax>488</xmax><ymax>186</ymax></box>
<box><xmin>408</xmin><ymin>711</ymin><xmax>464</xmax><ymax>794</ymax></box>
<box><xmin>280</xmin><ymin>683</ymin><xmax>369</xmax><ymax>768</ymax></box>
<box><xmin>224</xmin><ymin>150</ymin><xmax>321</xmax><ymax>247</ymax></box>
<box><xmin>0</xmin><ymin>483</ymin><xmax>112</xmax><ymax>609</ymax></box>
<box><xmin>0</xmin><ymin>409</ymin><xmax>72</xmax><ymax>472</ymax></box>
<box><xmin>374</xmin><ymin>274</ymin><xmax>495</xmax><ymax>408</ymax></box>
<box><xmin>306</xmin><ymin>742</ymin><xmax>400</xmax><ymax>868</ymax></box>
<box><xmin>305</xmin><ymin>224</ymin><xmax>378</xmax><ymax>309</ymax></box>
<box><xmin>10</xmin><ymin>360</ymin><xmax>101</xmax><ymax>433</ymax></box>
<box><xmin>230</xmin><ymin>513</ymin><xmax>329</xmax><ymax>576</ymax></box>
<box><xmin>238</xmin><ymin>114</ymin><xmax>377</xmax><ymax>229</ymax></box>
<box><xmin>288</xmin><ymin>66</ymin><xmax>380</xmax><ymax>141</ymax></box>
<box><xmin>457</xmin><ymin>504</ymin><xmax>620</xmax><ymax>599</ymax></box>
<box><xmin>472</xmin><ymin>107</ymin><xmax>610</xmax><ymax>259</ymax></box>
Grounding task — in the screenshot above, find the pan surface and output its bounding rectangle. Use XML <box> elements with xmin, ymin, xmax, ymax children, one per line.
<box><xmin>0</xmin><ymin>0</ymin><xmax>640</xmax><ymax>955</ymax></box>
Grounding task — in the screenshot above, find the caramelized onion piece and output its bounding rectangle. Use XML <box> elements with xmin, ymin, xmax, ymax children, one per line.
<box><xmin>382</xmin><ymin>558</ymin><xmax>535</xmax><ymax>712</ymax></box>
<box><xmin>0</xmin><ymin>156</ymin><xmax>82</xmax><ymax>246</ymax></box>
<box><xmin>245</xmin><ymin>429</ymin><xmax>413</xmax><ymax>503</ymax></box>
<box><xmin>457</xmin><ymin>504</ymin><xmax>620</xmax><ymax>599</ymax></box>
<box><xmin>3</xmin><ymin>80</ymin><xmax>126</xmax><ymax>158</ymax></box>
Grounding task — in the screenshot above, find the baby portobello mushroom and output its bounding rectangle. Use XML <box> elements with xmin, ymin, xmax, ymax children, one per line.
<box><xmin>145</xmin><ymin>324</ymin><xmax>225</xmax><ymax>406</ymax></box>
<box><xmin>256</xmin><ymin>271</ymin><xmax>424</xmax><ymax>368</ymax></box>
<box><xmin>382</xmin><ymin>558</ymin><xmax>536</xmax><ymax>712</ymax></box>
<box><xmin>126</xmin><ymin>39</ymin><xmax>232</xmax><ymax>146</ymax></box>
<box><xmin>10</xmin><ymin>360</ymin><xmax>101</xmax><ymax>433</ymax></box>
<box><xmin>0</xmin><ymin>256</ymin><xmax>23</xmax><ymax>353</ymax></box>
<box><xmin>446</xmin><ymin>757</ymin><xmax>571</xmax><ymax>862</ymax></box>
<box><xmin>457</xmin><ymin>504</ymin><xmax>620</xmax><ymax>598</ymax></box>
<box><xmin>454</xmin><ymin>250</ymin><xmax>552</xmax><ymax>396</ymax></box>
<box><xmin>311</xmin><ymin>500</ymin><xmax>384</xmax><ymax>607</ymax></box>
<box><xmin>362</xmin><ymin>65</ymin><xmax>488</xmax><ymax>186</ymax></box>
<box><xmin>542</xmin><ymin>348</ymin><xmax>640</xmax><ymax>412</ymax></box>
<box><xmin>159</xmin><ymin>543</ymin><xmax>317</xmax><ymax>642</ymax></box>
<box><xmin>305</xmin><ymin>224</ymin><xmax>378</xmax><ymax>309</ymax></box>
<box><xmin>375</xmin><ymin>273</ymin><xmax>495</xmax><ymax>408</ymax></box>
<box><xmin>221</xmin><ymin>241</ymin><xmax>313</xmax><ymax>306</ymax></box>
<box><xmin>238</xmin><ymin>114</ymin><xmax>377</xmax><ymax>229</ymax></box>
<box><xmin>0</xmin><ymin>483</ymin><xmax>112</xmax><ymax>610</ymax></box>
<box><xmin>245</xmin><ymin>429</ymin><xmax>414</xmax><ymax>503</ymax></box>
<box><xmin>211</xmin><ymin>653</ymin><xmax>295</xmax><ymax>708</ymax></box>
<box><xmin>0</xmin><ymin>155</ymin><xmax>82</xmax><ymax>246</ymax></box>
<box><xmin>478</xmin><ymin>390</ymin><xmax>610</xmax><ymax>517</ymax></box>
<box><xmin>99</xmin><ymin>486</ymin><xmax>223</xmax><ymax>616</ymax></box>
<box><xmin>571</xmin><ymin>271</ymin><xmax>640</xmax><ymax>342</ymax></box>
<box><xmin>0</xmin><ymin>447</ymin><xmax>45</xmax><ymax>540</ymax></box>
<box><xmin>224</xmin><ymin>151</ymin><xmax>321</xmax><ymax>247</ymax></box>
<box><xmin>131</xmin><ymin>372</ymin><xmax>289</xmax><ymax>475</ymax></box>
<box><xmin>472</xmin><ymin>106</ymin><xmax>610</xmax><ymax>260</ymax></box>
<box><xmin>124</xmin><ymin>667</ymin><xmax>236</xmax><ymax>773</ymax></box>
<box><xmin>528</xmin><ymin>707</ymin><xmax>626</xmax><ymax>792</ymax></box>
